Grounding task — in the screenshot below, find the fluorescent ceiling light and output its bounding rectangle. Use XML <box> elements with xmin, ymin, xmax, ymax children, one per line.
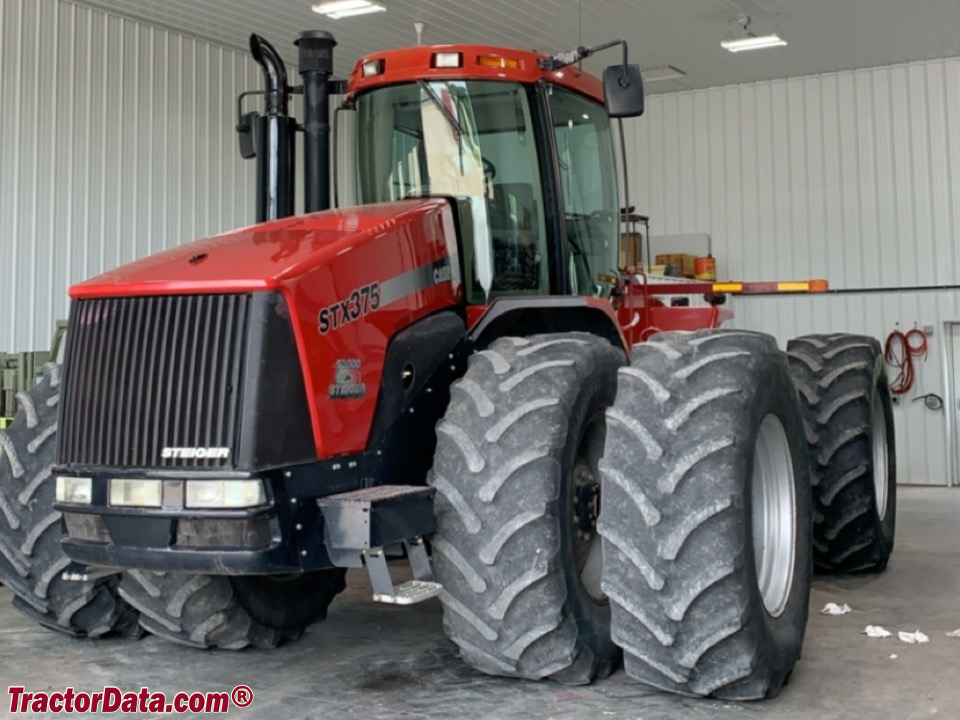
<box><xmin>721</xmin><ymin>33</ymin><xmax>787</xmax><ymax>53</ymax></box>
<box><xmin>642</xmin><ymin>65</ymin><xmax>686</xmax><ymax>82</ymax></box>
<box><xmin>312</xmin><ymin>1</ymin><xmax>385</xmax><ymax>19</ymax></box>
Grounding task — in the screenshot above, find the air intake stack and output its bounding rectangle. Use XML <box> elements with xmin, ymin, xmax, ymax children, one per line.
<box><xmin>296</xmin><ymin>30</ymin><xmax>337</xmax><ymax>214</ymax></box>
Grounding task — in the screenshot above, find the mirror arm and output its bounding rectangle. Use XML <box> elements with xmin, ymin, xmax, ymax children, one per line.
<box><xmin>542</xmin><ymin>39</ymin><xmax>629</xmax><ymax>72</ymax></box>
<box><xmin>237</xmin><ymin>90</ymin><xmax>266</xmax><ymax>131</ymax></box>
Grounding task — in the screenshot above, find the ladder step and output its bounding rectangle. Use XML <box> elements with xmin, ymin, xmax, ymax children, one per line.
<box><xmin>318</xmin><ymin>485</ymin><xmax>435</xmax><ymax>553</ymax></box>
<box><xmin>373</xmin><ymin>580</ymin><xmax>443</xmax><ymax>605</ymax></box>
<box><xmin>319</xmin><ymin>485</ymin><xmax>433</xmax><ymax>505</ymax></box>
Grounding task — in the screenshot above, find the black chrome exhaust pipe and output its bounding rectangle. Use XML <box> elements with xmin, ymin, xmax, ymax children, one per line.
<box><xmin>295</xmin><ymin>31</ymin><xmax>337</xmax><ymax>214</ymax></box>
<box><xmin>249</xmin><ymin>34</ymin><xmax>295</xmax><ymax>222</ymax></box>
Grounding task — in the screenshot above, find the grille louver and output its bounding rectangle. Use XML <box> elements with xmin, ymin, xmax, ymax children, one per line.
<box><xmin>59</xmin><ymin>294</ymin><xmax>250</xmax><ymax>468</ymax></box>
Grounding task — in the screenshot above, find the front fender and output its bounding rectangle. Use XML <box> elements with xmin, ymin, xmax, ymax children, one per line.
<box><xmin>467</xmin><ymin>297</ymin><xmax>629</xmax><ymax>357</ymax></box>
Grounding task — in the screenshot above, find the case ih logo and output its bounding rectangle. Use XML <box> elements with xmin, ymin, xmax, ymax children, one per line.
<box><xmin>329</xmin><ymin>359</ymin><xmax>365</xmax><ymax>399</ymax></box>
<box><xmin>161</xmin><ymin>447</ymin><xmax>230</xmax><ymax>460</ymax></box>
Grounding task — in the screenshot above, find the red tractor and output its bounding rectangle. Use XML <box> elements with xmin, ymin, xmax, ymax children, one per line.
<box><xmin>0</xmin><ymin>31</ymin><xmax>895</xmax><ymax>700</ymax></box>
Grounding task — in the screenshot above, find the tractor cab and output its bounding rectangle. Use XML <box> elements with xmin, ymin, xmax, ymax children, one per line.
<box><xmin>343</xmin><ymin>45</ymin><xmax>644</xmax><ymax>305</ymax></box>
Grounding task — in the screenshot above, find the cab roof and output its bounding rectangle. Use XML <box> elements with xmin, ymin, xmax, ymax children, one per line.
<box><xmin>347</xmin><ymin>44</ymin><xmax>604</xmax><ymax>105</ymax></box>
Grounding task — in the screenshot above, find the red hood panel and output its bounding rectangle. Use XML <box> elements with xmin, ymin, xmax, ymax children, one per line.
<box><xmin>70</xmin><ymin>199</ymin><xmax>450</xmax><ymax>298</ymax></box>
<box><xmin>67</xmin><ymin>197</ymin><xmax>464</xmax><ymax>459</ymax></box>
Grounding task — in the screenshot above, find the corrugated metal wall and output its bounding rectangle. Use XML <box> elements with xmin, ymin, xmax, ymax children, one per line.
<box><xmin>0</xmin><ymin>0</ymin><xmax>257</xmax><ymax>351</ymax></box>
<box><xmin>625</xmin><ymin>58</ymin><xmax>960</xmax><ymax>485</ymax></box>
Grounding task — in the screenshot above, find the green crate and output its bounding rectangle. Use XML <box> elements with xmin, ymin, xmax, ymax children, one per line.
<box><xmin>0</xmin><ymin>321</ymin><xmax>66</xmax><ymax>426</ymax></box>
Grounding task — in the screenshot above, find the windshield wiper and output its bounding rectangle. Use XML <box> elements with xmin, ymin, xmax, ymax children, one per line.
<box><xmin>419</xmin><ymin>80</ymin><xmax>466</xmax><ymax>173</ymax></box>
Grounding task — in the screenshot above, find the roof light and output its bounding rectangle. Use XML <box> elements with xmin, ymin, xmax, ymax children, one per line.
<box><xmin>312</xmin><ymin>1</ymin><xmax>385</xmax><ymax>19</ymax></box>
<box><xmin>642</xmin><ymin>65</ymin><xmax>687</xmax><ymax>83</ymax></box>
<box><xmin>722</xmin><ymin>14</ymin><xmax>787</xmax><ymax>53</ymax></box>
<box><xmin>432</xmin><ymin>52</ymin><xmax>462</xmax><ymax>68</ymax></box>
<box><xmin>721</xmin><ymin>33</ymin><xmax>787</xmax><ymax>52</ymax></box>
<box><xmin>362</xmin><ymin>59</ymin><xmax>384</xmax><ymax>77</ymax></box>
<box><xmin>477</xmin><ymin>55</ymin><xmax>520</xmax><ymax>70</ymax></box>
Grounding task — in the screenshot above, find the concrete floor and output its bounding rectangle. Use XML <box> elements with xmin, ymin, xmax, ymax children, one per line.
<box><xmin>1</xmin><ymin>486</ymin><xmax>958</xmax><ymax>720</ymax></box>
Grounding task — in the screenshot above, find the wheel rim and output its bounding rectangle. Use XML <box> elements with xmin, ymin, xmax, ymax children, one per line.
<box><xmin>871</xmin><ymin>388</ymin><xmax>890</xmax><ymax>521</ymax></box>
<box><xmin>751</xmin><ymin>414</ymin><xmax>796</xmax><ymax>618</ymax></box>
<box><xmin>572</xmin><ymin>414</ymin><xmax>606</xmax><ymax>604</ymax></box>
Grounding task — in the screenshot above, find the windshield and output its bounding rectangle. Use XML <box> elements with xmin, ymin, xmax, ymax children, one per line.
<box><xmin>356</xmin><ymin>81</ymin><xmax>548</xmax><ymax>302</ymax></box>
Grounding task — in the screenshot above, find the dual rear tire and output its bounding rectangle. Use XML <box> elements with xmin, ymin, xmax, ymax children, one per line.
<box><xmin>787</xmin><ymin>334</ymin><xmax>896</xmax><ymax>573</ymax></box>
<box><xmin>597</xmin><ymin>330</ymin><xmax>812</xmax><ymax>699</ymax></box>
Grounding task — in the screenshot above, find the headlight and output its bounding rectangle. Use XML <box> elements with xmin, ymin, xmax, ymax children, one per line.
<box><xmin>56</xmin><ymin>476</ymin><xmax>93</xmax><ymax>505</ymax></box>
<box><xmin>185</xmin><ymin>480</ymin><xmax>266</xmax><ymax>509</ymax></box>
<box><xmin>109</xmin><ymin>479</ymin><xmax>162</xmax><ymax>508</ymax></box>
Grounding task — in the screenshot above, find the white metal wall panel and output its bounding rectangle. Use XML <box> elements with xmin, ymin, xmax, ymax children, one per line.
<box><xmin>0</xmin><ymin>0</ymin><xmax>257</xmax><ymax>350</ymax></box>
<box><xmin>625</xmin><ymin>58</ymin><xmax>960</xmax><ymax>485</ymax></box>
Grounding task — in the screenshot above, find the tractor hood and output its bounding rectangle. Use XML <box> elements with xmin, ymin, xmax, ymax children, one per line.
<box><xmin>69</xmin><ymin>199</ymin><xmax>450</xmax><ymax>298</ymax></box>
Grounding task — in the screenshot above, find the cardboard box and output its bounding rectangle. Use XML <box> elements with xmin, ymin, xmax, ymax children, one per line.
<box><xmin>619</xmin><ymin>232</ymin><xmax>643</xmax><ymax>270</ymax></box>
<box><xmin>655</xmin><ymin>253</ymin><xmax>698</xmax><ymax>278</ymax></box>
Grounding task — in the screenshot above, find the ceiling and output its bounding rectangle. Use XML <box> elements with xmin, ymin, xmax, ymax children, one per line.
<box><xmin>66</xmin><ymin>0</ymin><xmax>960</xmax><ymax>93</ymax></box>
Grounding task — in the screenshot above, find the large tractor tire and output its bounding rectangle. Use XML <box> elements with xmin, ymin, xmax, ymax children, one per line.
<box><xmin>0</xmin><ymin>364</ymin><xmax>139</xmax><ymax>637</ymax></box>
<box><xmin>598</xmin><ymin>330</ymin><xmax>812</xmax><ymax>700</ymax></box>
<box><xmin>428</xmin><ymin>333</ymin><xmax>625</xmax><ymax>684</ymax></box>
<box><xmin>787</xmin><ymin>334</ymin><xmax>896</xmax><ymax>572</ymax></box>
<box><xmin>118</xmin><ymin>568</ymin><xmax>347</xmax><ymax>649</ymax></box>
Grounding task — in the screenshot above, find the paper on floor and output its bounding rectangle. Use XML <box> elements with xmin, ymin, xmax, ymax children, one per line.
<box><xmin>897</xmin><ymin>630</ymin><xmax>929</xmax><ymax>644</ymax></box>
<box><xmin>863</xmin><ymin>625</ymin><xmax>892</xmax><ymax>638</ymax></box>
<box><xmin>820</xmin><ymin>602</ymin><xmax>852</xmax><ymax>615</ymax></box>
<box><xmin>946</xmin><ymin>629</ymin><xmax>960</xmax><ymax>638</ymax></box>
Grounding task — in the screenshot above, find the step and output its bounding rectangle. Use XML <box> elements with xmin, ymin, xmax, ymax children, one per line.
<box><xmin>373</xmin><ymin>579</ymin><xmax>443</xmax><ymax>605</ymax></box>
<box><xmin>318</xmin><ymin>485</ymin><xmax>435</xmax><ymax>553</ymax></box>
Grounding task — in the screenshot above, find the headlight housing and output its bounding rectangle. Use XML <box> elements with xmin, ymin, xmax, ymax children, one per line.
<box><xmin>185</xmin><ymin>480</ymin><xmax>266</xmax><ymax>509</ymax></box>
<box><xmin>56</xmin><ymin>476</ymin><xmax>93</xmax><ymax>505</ymax></box>
<box><xmin>109</xmin><ymin>479</ymin><xmax>162</xmax><ymax>508</ymax></box>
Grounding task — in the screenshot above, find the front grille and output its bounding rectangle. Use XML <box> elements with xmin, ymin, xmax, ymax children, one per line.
<box><xmin>59</xmin><ymin>294</ymin><xmax>250</xmax><ymax>468</ymax></box>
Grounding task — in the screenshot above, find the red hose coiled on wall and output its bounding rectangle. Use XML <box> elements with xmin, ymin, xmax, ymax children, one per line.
<box><xmin>884</xmin><ymin>328</ymin><xmax>928</xmax><ymax>395</ymax></box>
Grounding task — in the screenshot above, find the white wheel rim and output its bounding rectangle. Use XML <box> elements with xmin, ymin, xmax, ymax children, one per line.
<box><xmin>871</xmin><ymin>388</ymin><xmax>890</xmax><ymax>521</ymax></box>
<box><xmin>752</xmin><ymin>414</ymin><xmax>796</xmax><ymax>618</ymax></box>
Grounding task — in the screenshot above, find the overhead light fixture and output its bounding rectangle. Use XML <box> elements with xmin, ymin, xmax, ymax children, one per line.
<box><xmin>642</xmin><ymin>65</ymin><xmax>687</xmax><ymax>83</ymax></box>
<box><xmin>722</xmin><ymin>34</ymin><xmax>787</xmax><ymax>52</ymax></box>
<box><xmin>312</xmin><ymin>1</ymin><xmax>385</xmax><ymax>19</ymax></box>
<box><xmin>722</xmin><ymin>14</ymin><xmax>787</xmax><ymax>53</ymax></box>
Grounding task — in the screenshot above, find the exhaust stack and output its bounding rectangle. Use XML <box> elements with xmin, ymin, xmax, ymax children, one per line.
<box><xmin>249</xmin><ymin>34</ymin><xmax>296</xmax><ymax>222</ymax></box>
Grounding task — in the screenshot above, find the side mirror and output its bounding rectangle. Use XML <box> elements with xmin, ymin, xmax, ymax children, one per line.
<box><xmin>237</xmin><ymin>111</ymin><xmax>260</xmax><ymax>159</ymax></box>
<box><xmin>603</xmin><ymin>64</ymin><xmax>644</xmax><ymax>118</ymax></box>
